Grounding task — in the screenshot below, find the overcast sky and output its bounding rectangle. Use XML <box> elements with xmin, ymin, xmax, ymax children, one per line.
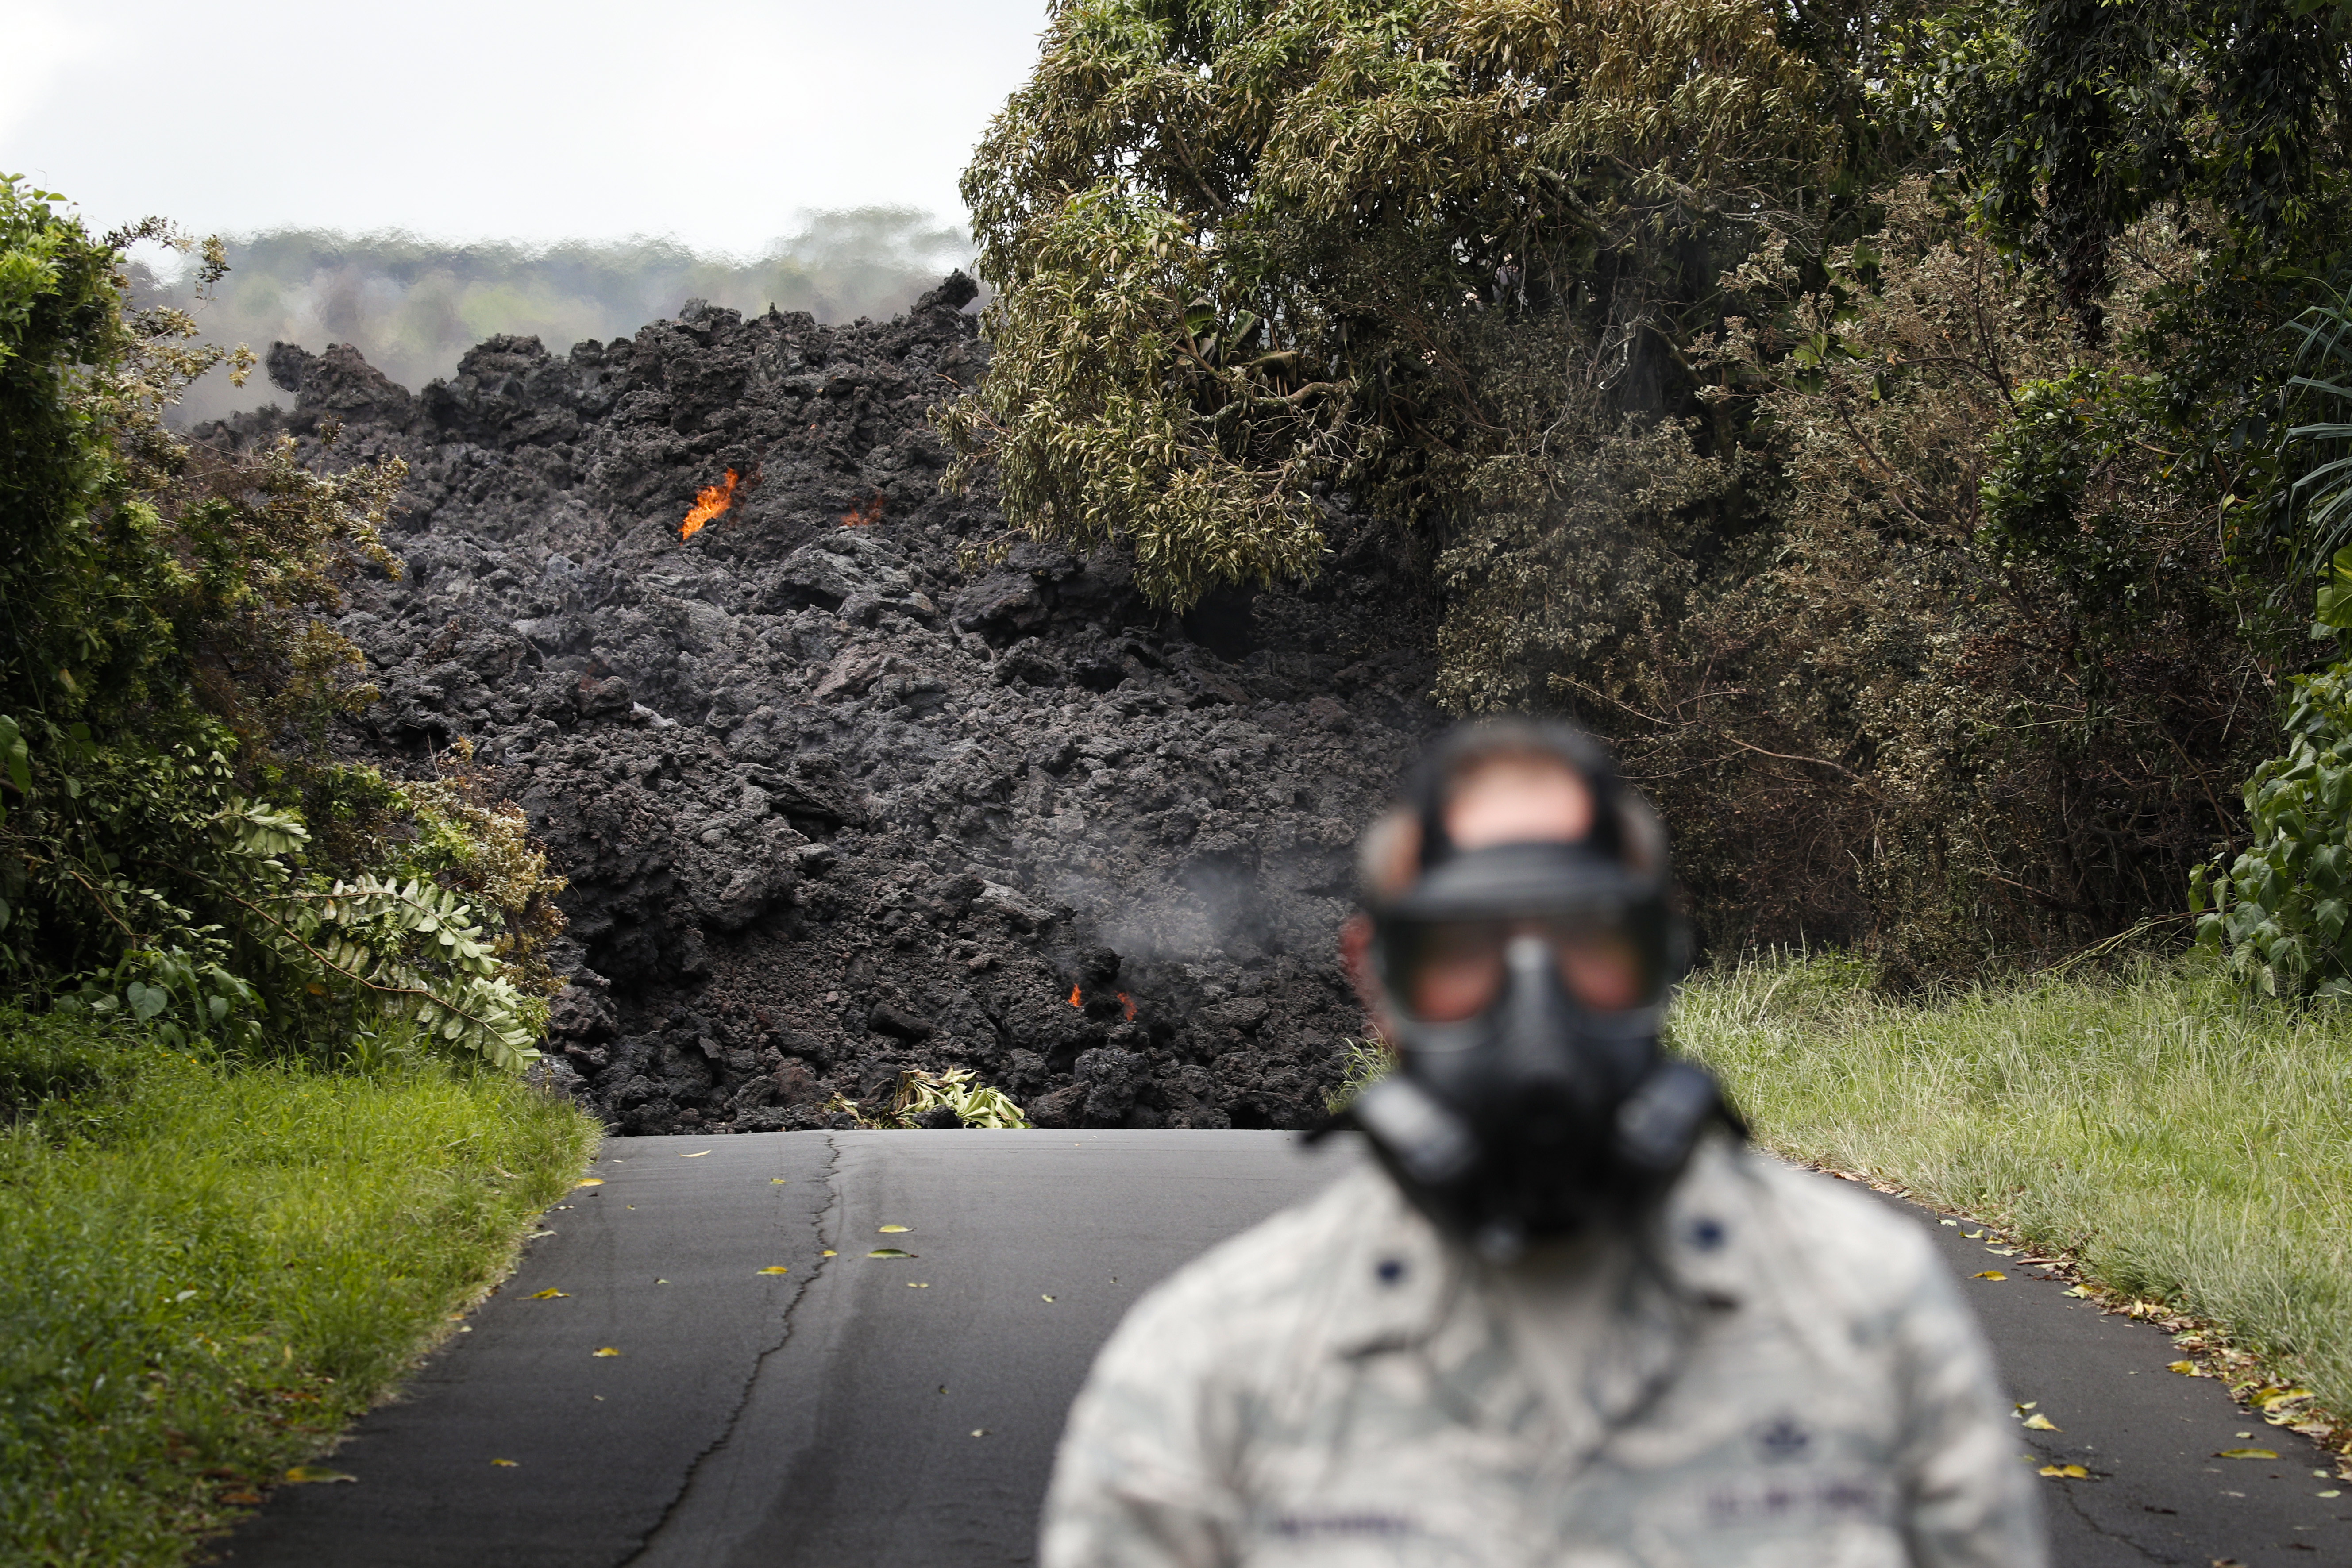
<box><xmin>0</xmin><ymin>0</ymin><xmax>1053</xmax><ymax>255</ymax></box>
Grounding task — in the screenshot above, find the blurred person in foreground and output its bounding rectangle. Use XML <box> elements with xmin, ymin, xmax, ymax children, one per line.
<box><xmin>1041</xmin><ymin>719</ymin><xmax>2044</xmax><ymax>1568</ymax></box>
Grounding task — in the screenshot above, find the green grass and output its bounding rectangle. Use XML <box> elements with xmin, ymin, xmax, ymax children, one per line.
<box><xmin>1672</xmin><ymin>955</ymin><xmax>2352</xmax><ymax>1422</ymax></box>
<box><xmin>0</xmin><ymin>1008</ymin><xmax>601</xmax><ymax>1566</ymax></box>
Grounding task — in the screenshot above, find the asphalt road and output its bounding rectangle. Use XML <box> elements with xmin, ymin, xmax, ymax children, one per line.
<box><xmin>222</xmin><ymin>1132</ymin><xmax>2349</xmax><ymax>1567</ymax></box>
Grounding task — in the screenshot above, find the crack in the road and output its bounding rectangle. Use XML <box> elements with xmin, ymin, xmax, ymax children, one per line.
<box><xmin>2047</xmin><ymin>1475</ymin><xmax>2178</xmax><ymax>1565</ymax></box>
<box><xmin>618</xmin><ymin>1134</ymin><xmax>844</xmax><ymax>1566</ymax></box>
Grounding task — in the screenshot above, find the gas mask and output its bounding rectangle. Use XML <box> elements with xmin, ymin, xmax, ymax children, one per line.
<box><xmin>1343</xmin><ymin>725</ymin><xmax>1739</xmax><ymax>1260</ymax></box>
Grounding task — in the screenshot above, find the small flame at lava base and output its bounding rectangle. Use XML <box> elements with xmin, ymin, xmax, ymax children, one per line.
<box><xmin>681</xmin><ymin>470</ymin><xmax>738</xmax><ymax>540</ymax></box>
<box><xmin>1068</xmin><ymin>986</ymin><xmax>1141</xmax><ymax>1022</ymax></box>
<box><xmin>842</xmin><ymin>493</ymin><xmax>884</xmax><ymax>528</ymax></box>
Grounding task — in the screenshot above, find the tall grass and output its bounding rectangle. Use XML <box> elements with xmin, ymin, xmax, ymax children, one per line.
<box><xmin>1672</xmin><ymin>956</ymin><xmax>2352</xmax><ymax>1418</ymax></box>
<box><xmin>0</xmin><ymin>1009</ymin><xmax>600</xmax><ymax>1566</ymax></box>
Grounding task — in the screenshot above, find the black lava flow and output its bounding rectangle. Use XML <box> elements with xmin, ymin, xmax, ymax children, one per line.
<box><xmin>204</xmin><ymin>272</ymin><xmax>1444</xmax><ymax>1133</ymax></box>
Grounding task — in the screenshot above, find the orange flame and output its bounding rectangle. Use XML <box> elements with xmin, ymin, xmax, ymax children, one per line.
<box><xmin>1068</xmin><ymin>986</ymin><xmax>1083</xmax><ymax>1009</ymax></box>
<box><xmin>1117</xmin><ymin>991</ymin><xmax>1137</xmax><ymax>1021</ymax></box>
<box><xmin>681</xmin><ymin>470</ymin><xmax>738</xmax><ymax>540</ymax></box>
<box><xmin>841</xmin><ymin>493</ymin><xmax>884</xmax><ymax>528</ymax></box>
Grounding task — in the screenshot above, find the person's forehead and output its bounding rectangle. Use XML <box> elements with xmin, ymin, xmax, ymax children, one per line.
<box><xmin>1443</xmin><ymin>751</ymin><xmax>1593</xmax><ymax>848</ymax></box>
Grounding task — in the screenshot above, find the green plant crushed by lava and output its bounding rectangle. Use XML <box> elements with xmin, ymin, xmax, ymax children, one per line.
<box><xmin>826</xmin><ymin>1067</ymin><xmax>1034</xmax><ymax>1129</ymax></box>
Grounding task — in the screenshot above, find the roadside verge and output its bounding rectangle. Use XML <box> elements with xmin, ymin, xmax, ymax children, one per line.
<box><xmin>0</xmin><ymin>1009</ymin><xmax>598</xmax><ymax>1566</ymax></box>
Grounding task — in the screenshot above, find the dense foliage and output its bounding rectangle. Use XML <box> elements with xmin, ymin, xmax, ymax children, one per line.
<box><xmin>0</xmin><ymin>176</ymin><xmax>561</xmax><ymax>1065</ymax></box>
<box><xmin>951</xmin><ymin>0</ymin><xmax>2352</xmax><ymax>979</ymax></box>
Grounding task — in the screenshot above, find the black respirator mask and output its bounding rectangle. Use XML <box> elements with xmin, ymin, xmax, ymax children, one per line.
<box><xmin>1342</xmin><ymin>725</ymin><xmax>1740</xmax><ymax>1260</ymax></box>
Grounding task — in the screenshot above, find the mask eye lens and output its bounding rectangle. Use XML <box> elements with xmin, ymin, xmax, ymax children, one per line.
<box><xmin>1550</xmin><ymin>923</ymin><xmax>1644</xmax><ymax>1012</ymax></box>
<box><xmin>1389</xmin><ymin>918</ymin><xmax>1648</xmax><ymax>1020</ymax></box>
<box><xmin>1401</xmin><ymin>921</ymin><xmax>1506</xmax><ymax>1022</ymax></box>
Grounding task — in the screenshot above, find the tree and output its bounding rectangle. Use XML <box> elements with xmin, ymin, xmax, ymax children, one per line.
<box><xmin>1928</xmin><ymin>0</ymin><xmax>2349</xmax><ymax>342</ymax></box>
<box><xmin>944</xmin><ymin>0</ymin><xmax>1852</xmax><ymax>609</ymax></box>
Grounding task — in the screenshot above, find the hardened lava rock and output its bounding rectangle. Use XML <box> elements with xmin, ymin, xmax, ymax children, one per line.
<box><xmin>205</xmin><ymin>274</ymin><xmax>1442</xmax><ymax>1133</ymax></box>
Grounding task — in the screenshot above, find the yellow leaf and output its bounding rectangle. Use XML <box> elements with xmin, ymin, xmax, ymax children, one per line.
<box><xmin>2262</xmin><ymin>1388</ymin><xmax>2315</xmax><ymax>1411</ymax></box>
<box><xmin>1974</xmin><ymin>1271</ymin><xmax>2007</xmax><ymax>1281</ymax></box>
<box><xmin>878</xmin><ymin>1224</ymin><xmax>911</xmax><ymax>1233</ymax></box>
<box><xmin>1042</xmin><ymin>1294</ymin><xmax>1056</xmax><ymax>1302</ymax></box>
<box><xmin>490</xmin><ymin>1458</ymin><xmax>519</xmax><ymax>1468</ymax></box>
<box><xmin>282</xmin><ymin>1466</ymin><xmax>356</xmax><ymax>1484</ymax></box>
<box><xmin>756</xmin><ymin>1266</ymin><xmax>790</xmax><ymax>1275</ymax></box>
<box><xmin>2216</xmin><ymin>1448</ymin><xmax>2277</xmax><ymax>1460</ymax></box>
<box><xmin>526</xmin><ymin>1288</ymin><xmax>568</xmax><ymax>1300</ymax></box>
<box><xmin>2023</xmin><ymin>1414</ymin><xmax>2060</xmax><ymax>1431</ymax></box>
<box><xmin>682</xmin><ymin>1151</ymin><xmax>712</xmax><ymax>1158</ymax></box>
<box><xmin>970</xmin><ymin>1428</ymin><xmax>989</xmax><ymax>1437</ymax></box>
<box><xmin>592</xmin><ymin>1347</ymin><xmax>621</xmax><ymax>1357</ymax></box>
<box><xmin>2063</xmin><ymin>1285</ymin><xmax>2092</xmax><ymax>1298</ymax></box>
<box><xmin>821</xmin><ymin>1249</ymin><xmax>837</xmax><ymax>1257</ymax></box>
<box><xmin>2167</xmin><ymin>1360</ymin><xmax>2199</xmax><ymax>1375</ymax></box>
<box><xmin>2037</xmin><ymin>1464</ymin><xmax>2089</xmax><ymax>1479</ymax></box>
<box><xmin>1963</xmin><ymin>1229</ymin><xmax>1984</xmax><ymax>1240</ymax></box>
<box><xmin>770</xmin><ymin>1178</ymin><xmax>788</xmax><ymax>1185</ymax></box>
<box><xmin>573</xmin><ymin>1178</ymin><xmax>603</xmax><ymax>1188</ymax></box>
<box><xmin>2320</xmin><ymin>1490</ymin><xmax>2343</xmax><ymax>1499</ymax></box>
<box><xmin>868</xmin><ymin>1248</ymin><xmax>917</xmax><ymax>1258</ymax></box>
<box><xmin>908</xmin><ymin>1281</ymin><xmax>931</xmax><ymax>1288</ymax></box>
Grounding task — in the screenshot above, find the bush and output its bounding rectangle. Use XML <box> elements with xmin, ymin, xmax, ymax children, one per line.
<box><xmin>2193</xmin><ymin>651</ymin><xmax>2352</xmax><ymax>997</ymax></box>
<box><xmin>0</xmin><ymin>176</ymin><xmax>558</xmax><ymax>1068</ymax></box>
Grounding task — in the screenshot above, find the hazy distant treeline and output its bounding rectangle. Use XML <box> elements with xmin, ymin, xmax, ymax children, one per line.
<box><xmin>136</xmin><ymin>207</ymin><xmax>975</xmax><ymax>424</ymax></box>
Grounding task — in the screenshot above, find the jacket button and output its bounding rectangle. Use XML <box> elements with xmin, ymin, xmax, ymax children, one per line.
<box><xmin>1376</xmin><ymin>1257</ymin><xmax>1407</xmax><ymax>1285</ymax></box>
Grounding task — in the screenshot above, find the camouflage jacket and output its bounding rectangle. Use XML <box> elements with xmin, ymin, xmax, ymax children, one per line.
<box><xmin>1041</xmin><ymin>1135</ymin><xmax>2045</xmax><ymax>1568</ymax></box>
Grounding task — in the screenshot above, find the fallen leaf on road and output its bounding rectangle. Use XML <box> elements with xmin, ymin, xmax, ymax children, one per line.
<box><xmin>574</xmin><ymin>1179</ymin><xmax>603</xmax><ymax>1188</ymax></box>
<box><xmin>869</xmin><ymin>1248</ymin><xmax>917</xmax><ymax>1258</ymax></box>
<box><xmin>2168</xmin><ymin>1360</ymin><xmax>2201</xmax><ymax>1374</ymax></box>
<box><xmin>682</xmin><ymin>1151</ymin><xmax>711</xmax><ymax>1159</ymax></box>
<box><xmin>879</xmin><ymin>1225</ymin><xmax>911</xmax><ymax>1233</ymax></box>
<box><xmin>529</xmin><ymin>1229</ymin><xmax>556</xmax><ymax>1239</ymax></box>
<box><xmin>770</xmin><ymin>1178</ymin><xmax>787</xmax><ymax>1185</ymax></box>
<box><xmin>526</xmin><ymin>1288</ymin><xmax>568</xmax><ymax>1300</ymax></box>
<box><xmin>592</xmin><ymin>1347</ymin><xmax>621</xmax><ymax>1357</ymax></box>
<box><xmin>2064</xmin><ymin>1286</ymin><xmax>2092</xmax><ymax>1298</ymax></box>
<box><xmin>1984</xmin><ymin>1246</ymin><xmax>2017</xmax><ymax>1256</ymax></box>
<box><xmin>2215</xmin><ymin>1448</ymin><xmax>2277</xmax><ymax>1460</ymax></box>
<box><xmin>756</xmin><ymin>1266</ymin><xmax>790</xmax><ymax>1275</ymax></box>
<box><xmin>282</xmin><ymin>1467</ymin><xmax>355</xmax><ymax>1484</ymax></box>
<box><xmin>821</xmin><ymin>1249</ymin><xmax>837</xmax><ymax>1257</ymax></box>
<box><xmin>491</xmin><ymin>1458</ymin><xmax>519</xmax><ymax>1467</ymax></box>
<box><xmin>908</xmin><ymin>1282</ymin><xmax>930</xmax><ymax>1288</ymax></box>
<box><xmin>2320</xmin><ymin>1491</ymin><xmax>2343</xmax><ymax>1499</ymax></box>
<box><xmin>1964</xmin><ymin>1229</ymin><xmax>1985</xmax><ymax>1240</ymax></box>
<box><xmin>1042</xmin><ymin>1294</ymin><xmax>1056</xmax><ymax>1302</ymax></box>
<box><xmin>971</xmin><ymin>1429</ymin><xmax>988</xmax><ymax>1437</ymax></box>
<box><xmin>2038</xmin><ymin>1464</ymin><xmax>2089</xmax><ymax>1479</ymax></box>
<box><xmin>1974</xmin><ymin>1271</ymin><xmax>2007</xmax><ymax>1281</ymax></box>
<box><xmin>2023</xmin><ymin>1414</ymin><xmax>2060</xmax><ymax>1431</ymax></box>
